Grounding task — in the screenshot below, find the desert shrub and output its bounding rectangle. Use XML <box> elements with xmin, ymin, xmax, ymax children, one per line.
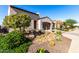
<box><xmin>0</xmin><ymin>26</ymin><xmax>8</xmax><ymax>34</ymax></box>
<box><xmin>56</xmin><ymin>31</ymin><xmax>62</xmax><ymax>35</ymax></box>
<box><xmin>0</xmin><ymin>31</ymin><xmax>32</xmax><ymax>53</ymax></box>
<box><xmin>36</xmin><ymin>48</ymin><xmax>46</xmax><ymax>53</ymax></box>
<box><xmin>49</xmin><ymin>40</ymin><xmax>55</xmax><ymax>47</ymax></box>
<box><xmin>56</xmin><ymin>31</ymin><xmax>62</xmax><ymax>41</ymax></box>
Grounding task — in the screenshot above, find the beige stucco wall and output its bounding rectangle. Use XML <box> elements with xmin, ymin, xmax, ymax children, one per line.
<box><xmin>37</xmin><ymin>20</ymin><xmax>42</xmax><ymax>30</ymax></box>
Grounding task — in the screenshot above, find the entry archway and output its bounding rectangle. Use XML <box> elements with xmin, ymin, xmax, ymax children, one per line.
<box><xmin>42</xmin><ymin>22</ymin><xmax>51</xmax><ymax>30</ymax></box>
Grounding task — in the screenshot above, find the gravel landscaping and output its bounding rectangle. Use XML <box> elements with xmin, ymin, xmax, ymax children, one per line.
<box><xmin>28</xmin><ymin>36</ymin><xmax>71</xmax><ymax>53</ymax></box>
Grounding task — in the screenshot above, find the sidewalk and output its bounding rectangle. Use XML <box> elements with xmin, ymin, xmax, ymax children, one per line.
<box><xmin>62</xmin><ymin>30</ymin><xmax>79</xmax><ymax>53</ymax></box>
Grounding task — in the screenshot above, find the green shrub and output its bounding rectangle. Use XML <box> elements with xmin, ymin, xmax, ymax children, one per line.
<box><xmin>0</xmin><ymin>34</ymin><xmax>4</xmax><ymax>39</ymax></box>
<box><xmin>13</xmin><ymin>43</ymin><xmax>29</xmax><ymax>53</ymax></box>
<box><xmin>4</xmin><ymin>31</ymin><xmax>26</xmax><ymax>48</ymax></box>
<box><xmin>0</xmin><ymin>35</ymin><xmax>8</xmax><ymax>52</ymax></box>
<box><xmin>0</xmin><ymin>31</ymin><xmax>32</xmax><ymax>53</ymax></box>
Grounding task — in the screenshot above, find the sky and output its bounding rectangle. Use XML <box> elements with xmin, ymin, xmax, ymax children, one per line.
<box><xmin>0</xmin><ymin>5</ymin><xmax>79</xmax><ymax>25</ymax></box>
<box><xmin>0</xmin><ymin>5</ymin><xmax>8</xmax><ymax>25</ymax></box>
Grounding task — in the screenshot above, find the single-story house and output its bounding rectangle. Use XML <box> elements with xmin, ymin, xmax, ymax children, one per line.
<box><xmin>8</xmin><ymin>5</ymin><xmax>63</xmax><ymax>31</ymax></box>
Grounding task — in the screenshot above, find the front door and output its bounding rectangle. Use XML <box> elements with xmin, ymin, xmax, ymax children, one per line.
<box><xmin>43</xmin><ymin>22</ymin><xmax>50</xmax><ymax>30</ymax></box>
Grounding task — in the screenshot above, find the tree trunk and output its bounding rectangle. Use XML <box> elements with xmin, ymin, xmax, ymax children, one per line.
<box><xmin>14</xmin><ymin>26</ymin><xmax>16</xmax><ymax>31</ymax></box>
<box><xmin>19</xmin><ymin>27</ymin><xmax>21</xmax><ymax>32</ymax></box>
<box><xmin>23</xmin><ymin>26</ymin><xmax>25</xmax><ymax>33</ymax></box>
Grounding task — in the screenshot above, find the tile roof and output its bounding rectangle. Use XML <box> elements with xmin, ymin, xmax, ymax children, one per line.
<box><xmin>10</xmin><ymin>5</ymin><xmax>39</xmax><ymax>16</ymax></box>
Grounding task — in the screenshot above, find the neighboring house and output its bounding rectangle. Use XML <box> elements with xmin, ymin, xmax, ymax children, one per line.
<box><xmin>8</xmin><ymin>5</ymin><xmax>64</xmax><ymax>31</ymax></box>
<box><xmin>74</xmin><ymin>23</ymin><xmax>79</xmax><ymax>29</ymax></box>
<box><xmin>54</xmin><ymin>20</ymin><xmax>64</xmax><ymax>29</ymax></box>
<box><xmin>74</xmin><ymin>23</ymin><xmax>79</xmax><ymax>27</ymax></box>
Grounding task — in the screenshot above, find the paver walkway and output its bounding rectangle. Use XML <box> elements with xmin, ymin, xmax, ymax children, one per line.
<box><xmin>62</xmin><ymin>29</ymin><xmax>79</xmax><ymax>53</ymax></box>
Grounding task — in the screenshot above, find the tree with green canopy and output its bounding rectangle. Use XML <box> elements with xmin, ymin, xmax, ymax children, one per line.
<box><xmin>3</xmin><ymin>14</ymin><xmax>31</xmax><ymax>32</ymax></box>
<box><xmin>64</xmin><ymin>19</ymin><xmax>77</xmax><ymax>29</ymax></box>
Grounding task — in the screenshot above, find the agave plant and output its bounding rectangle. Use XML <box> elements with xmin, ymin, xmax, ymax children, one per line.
<box><xmin>36</xmin><ymin>48</ymin><xmax>46</xmax><ymax>53</ymax></box>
